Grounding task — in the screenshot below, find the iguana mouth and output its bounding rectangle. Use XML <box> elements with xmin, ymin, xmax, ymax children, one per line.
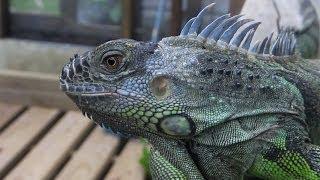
<box><xmin>60</xmin><ymin>81</ymin><xmax>119</xmax><ymax>96</ymax></box>
<box><xmin>61</xmin><ymin>82</ymin><xmax>144</xmax><ymax>104</ymax></box>
<box><xmin>80</xmin><ymin>92</ymin><xmax>119</xmax><ymax>97</ymax></box>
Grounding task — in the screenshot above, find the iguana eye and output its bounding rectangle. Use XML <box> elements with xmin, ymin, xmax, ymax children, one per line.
<box><xmin>100</xmin><ymin>51</ymin><xmax>124</xmax><ymax>72</ymax></box>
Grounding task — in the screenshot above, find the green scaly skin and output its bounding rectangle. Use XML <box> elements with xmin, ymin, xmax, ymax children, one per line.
<box><xmin>59</xmin><ymin>4</ymin><xmax>320</xmax><ymax>180</ymax></box>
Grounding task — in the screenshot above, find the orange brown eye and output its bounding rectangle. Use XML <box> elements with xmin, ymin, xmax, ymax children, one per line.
<box><xmin>100</xmin><ymin>52</ymin><xmax>124</xmax><ymax>72</ymax></box>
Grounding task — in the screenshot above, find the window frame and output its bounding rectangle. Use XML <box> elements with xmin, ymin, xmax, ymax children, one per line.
<box><xmin>1</xmin><ymin>0</ymin><xmax>135</xmax><ymax>45</ymax></box>
<box><xmin>0</xmin><ymin>0</ymin><xmax>237</xmax><ymax>45</ymax></box>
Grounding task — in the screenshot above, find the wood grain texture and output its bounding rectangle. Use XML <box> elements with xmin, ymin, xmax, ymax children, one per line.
<box><xmin>122</xmin><ymin>0</ymin><xmax>135</xmax><ymax>38</ymax></box>
<box><xmin>60</xmin><ymin>0</ymin><xmax>77</xmax><ymax>23</ymax></box>
<box><xmin>171</xmin><ymin>0</ymin><xmax>182</xmax><ymax>36</ymax></box>
<box><xmin>10</xmin><ymin>13</ymin><xmax>121</xmax><ymax>45</ymax></box>
<box><xmin>186</xmin><ymin>0</ymin><xmax>201</xmax><ymax>19</ymax></box>
<box><xmin>5</xmin><ymin>112</ymin><xmax>94</xmax><ymax>180</ymax></box>
<box><xmin>0</xmin><ymin>107</ymin><xmax>59</xmax><ymax>177</ymax></box>
<box><xmin>0</xmin><ymin>0</ymin><xmax>8</xmax><ymax>37</ymax></box>
<box><xmin>0</xmin><ymin>102</ymin><xmax>24</xmax><ymax>130</ymax></box>
<box><xmin>56</xmin><ymin>128</ymin><xmax>120</xmax><ymax>180</ymax></box>
<box><xmin>0</xmin><ymin>70</ymin><xmax>77</xmax><ymax>110</ymax></box>
<box><xmin>104</xmin><ymin>140</ymin><xmax>145</xmax><ymax>180</ymax></box>
<box><xmin>230</xmin><ymin>0</ymin><xmax>246</xmax><ymax>16</ymax></box>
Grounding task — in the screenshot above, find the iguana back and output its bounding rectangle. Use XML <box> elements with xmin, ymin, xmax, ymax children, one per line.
<box><xmin>271</xmin><ymin>53</ymin><xmax>320</xmax><ymax>144</ymax></box>
<box><xmin>242</xmin><ymin>0</ymin><xmax>320</xmax><ymax>144</ymax></box>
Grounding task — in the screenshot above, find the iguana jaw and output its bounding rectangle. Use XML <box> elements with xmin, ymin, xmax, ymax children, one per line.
<box><xmin>64</xmin><ymin>91</ymin><xmax>144</xmax><ymax>137</ymax></box>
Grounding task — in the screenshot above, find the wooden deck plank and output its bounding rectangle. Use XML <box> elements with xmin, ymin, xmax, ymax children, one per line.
<box><xmin>5</xmin><ymin>112</ymin><xmax>94</xmax><ymax>180</ymax></box>
<box><xmin>56</xmin><ymin>128</ymin><xmax>120</xmax><ymax>180</ymax></box>
<box><xmin>0</xmin><ymin>102</ymin><xmax>24</xmax><ymax>130</ymax></box>
<box><xmin>0</xmin><ymin>70</ymin><xmax>77</xmax><ymax>110</ymax></box>
<box><xmin>0</xmin><ymin>107</ymin><xmax>59</xmax><ymax>177</ymax></box>
<box><xmin>105</xmin><ymin>140</ymin><xmax>145</xmax><ymax>180</ymax></box>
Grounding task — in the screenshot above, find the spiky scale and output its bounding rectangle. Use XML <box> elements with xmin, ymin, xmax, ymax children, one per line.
<box><xmin>258</xmin><ymin>37</ymin><xmax>269</xmax><ymax>54</ymax></box>
<box><xmin>241</xmin><ymin>29</ymin><xmax>257</xmax><ymax>50</ymax></box>
<box><xmin>198</xmin><ymin>14</ymin><xmax>231</xmax><ymax>39</ymax></box>
<box><xmin>209</xmin><ymin>15</ymin><xmax>243</xmax><ymax>42</ymax></box>
<box><xmin>264</xmin><ymin>33</ymin><xmax>274</xmax><ymax>54</ymax></box>
<box><xmin>188</xmin><ymin>3</ymin><xmax>215</xmax><ymax>36</ymax></box>
<box><xmin>250</xmin><ymin>40</ymin><xmax>261</xmax><ymax>53</ymax></box>
<box><xmin>180</xmin><ymin>17</ymin><xmax>196</xmax><ymax>36</ymax></box>
<box><xmin>231</xmin><ymin>22</ymin><xmax>261</xmax><ymax>48</ymax></box>
<box><xmin>219</xmin><ymin>19</ymin><xmax>253</xmax><ymax>44</ymax></box>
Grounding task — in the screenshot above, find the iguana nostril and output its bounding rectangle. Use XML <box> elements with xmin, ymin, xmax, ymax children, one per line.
<box><xmin>150</xmin><ymin>76</ymin><xmax>171</xmax><ymax>99</ymax></box>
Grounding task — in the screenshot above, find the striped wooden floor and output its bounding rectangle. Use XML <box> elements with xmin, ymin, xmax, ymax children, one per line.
<box><xmin>0</xmin><ymin>102</ymin><xmax>146</xmax><ymax>180</ymax></box>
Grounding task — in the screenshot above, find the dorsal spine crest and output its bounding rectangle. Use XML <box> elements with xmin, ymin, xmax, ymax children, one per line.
<box><xmin>177</xmin><ymin>3</ymin><xmax>297</xmax><ymax>58</ymax></box>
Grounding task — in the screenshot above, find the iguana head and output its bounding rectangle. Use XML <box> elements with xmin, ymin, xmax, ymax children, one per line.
<box><xmin>59</xmin><ymin>38</ymin><xmax>208</xmax><ymax>138</ymax></box>
<box><xmin>60</xmin><ymin>3</ymin><xmax>296</xmax><ymax>138</ymax></box>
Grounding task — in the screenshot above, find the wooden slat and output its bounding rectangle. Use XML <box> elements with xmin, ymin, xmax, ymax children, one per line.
<box><xmin>0</xmin><ymin>70</ymin><xmax>77</xmax><ymax>110</ymax></box>
<box><xmin>10</xmin><ymin>13</ymin><xmax>121</xmax><ymax>45</ymax></box>
<box><xmin>122</xmin><ymin>0</ymin><xmax>135</xmax><ymax>38</ymax></box>
<box><xmin>5</xmin><ymin>112</ymin><xmax>94</xmax><ymax>180</ymax></box>
<box><xmin>230</xmin><ymin>0</ymin><xmax>246</xmax><ymax>16</ymax></box>
<box><xmin>56</xmin><ymin>128</ymin><xmax>120</xmax><ymax>180</ymax></box>
<box><xmin>171</xmin><ymin>0</ymin><xmax>183</xmax><ymax>36</ymax></box>
<box><xmin>0</xmin><ymin>102</ymin><xmax>24</xmax><ymax>130</ymax></box>
<box><xmin>60</xmin><ymin>0</ymin><xmax>77</xmax><ymax>23</ymax></box>
<box><xmin>0</xmin><ymin>0</ymin><xmax>8</xmax><ymax>37</ymax></box>
<box><xmin>186</xmin><ymin>0</ymin><xmax>201</xmax><ymax>19</ymax></box>
<box><xmin>0</xmin><ymin>107</ymin><xmax>59</xmax><ymax>178</ymax></box>
<box><xmin>105</xmin><ymin>140</ymin><xmax>145</xmax><ymax>180</ymax></box>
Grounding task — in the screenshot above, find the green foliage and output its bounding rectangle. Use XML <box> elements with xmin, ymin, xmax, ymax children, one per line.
<box><xmin>77</xmin><ymin>0</ymin><xmax>122</xmax><ymax>25</ymax></box>
<box><xmin>139</xmin><ymin>140</ymin><xmax>151</xmax><ymax>179</ymax></box>
<box><xmin>10</xmin><ymin>0</ymin><xmax>60</xmax><ymax>15</ymax></box>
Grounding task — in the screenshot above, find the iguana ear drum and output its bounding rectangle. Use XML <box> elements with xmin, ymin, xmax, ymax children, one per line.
<box><xmin>150</xmin><ymin>76</ymin><xmax>171</xmax><ymax>100</ymax></box>
<box><xmin>158</xmin><ymin>114</ymin><xmax>196</xmax><ymax>137</ymax></box>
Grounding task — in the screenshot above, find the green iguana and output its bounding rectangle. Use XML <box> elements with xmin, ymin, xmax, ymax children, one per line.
<box><xmin>60</xmin><ymin>3</ymin><xmax>320</xmax><ymax>180</ymax></box>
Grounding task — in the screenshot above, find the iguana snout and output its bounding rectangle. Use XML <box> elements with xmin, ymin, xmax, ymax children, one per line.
<box><xmin>60</xmin><ymin>52</ymin><xmax>99</xmax><ymax>94</ymax></box>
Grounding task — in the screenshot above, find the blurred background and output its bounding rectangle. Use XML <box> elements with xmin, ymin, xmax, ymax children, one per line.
<box><xmin>4</xmin><ymin>0</ymin><xmax>233</xmax><ymax>44</ymax></box>
<box><xmin>0</xmin><ymin>0</ymin><xmax>318</xmax><ymax>180</ymax></box>
<box><xmin>0</xmin><ymin>0</ymin><xmax>241</xmax><ymax>110</ymax></box>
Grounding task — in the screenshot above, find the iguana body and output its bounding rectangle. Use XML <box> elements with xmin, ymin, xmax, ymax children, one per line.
<box><xmin>60</xmin><ymin>3</ymin><xmax>320</xmax><ymax>180</ymax></box>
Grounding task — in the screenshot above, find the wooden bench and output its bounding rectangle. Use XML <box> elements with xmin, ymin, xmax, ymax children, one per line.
<box><xmin>0</xmin><ymin>102</ymin><xmax>146</xmax><ymax>180</ymax></box>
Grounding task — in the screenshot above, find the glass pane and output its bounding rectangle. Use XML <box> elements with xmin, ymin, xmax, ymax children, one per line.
<box><xmin>9</xmin><ymin>0</ymin><xmax>60</xmax><ymax>16</ymax></box>
<box><xmin>135</xmin><ymin>0</ymin><xmax>171</xmax><ymax>41</ymax></box>
<box><xmin>200</xmin><ymin>0</ymin><xmax>230</xmax><ymax>24</ymax></box>
<box><xmin>77</xmin><ymin>0</ymin><xmax>122</xmax><ymax>26</ymax></box>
